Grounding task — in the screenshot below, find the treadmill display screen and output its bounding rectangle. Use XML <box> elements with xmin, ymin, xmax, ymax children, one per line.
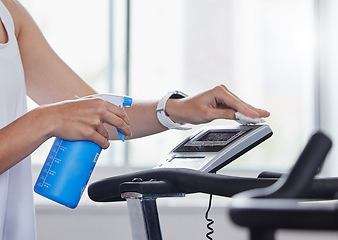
<box><xmin>174</xmin><ymin>129</ymin><xmax>251</xmax><ymax>153</ymax></box>
<box><xmin>197</xmin><ymin>131</ymin><xmax>239</xmax><ymax>142</ymax></box>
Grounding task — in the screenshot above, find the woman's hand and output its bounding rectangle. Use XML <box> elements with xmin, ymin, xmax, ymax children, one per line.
<box><xmin>165</xmin><ymin>85</ymin><xmax>270</xmax><ymax>125</ymax></box>
<box><xmin>43</xmin><ymin>98</ymin><xmax>131</xmax><ymax>149</ymax></box>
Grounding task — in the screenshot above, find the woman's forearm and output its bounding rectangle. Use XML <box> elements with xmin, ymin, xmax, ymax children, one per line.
<box><xmin>0</xmin><ymin>107</ymin><xmax>53</xmax><ymax>174</ymax></box>
<box><xmin>124</xmin><ymin>100</ymin><xmax>167</xmax><ymax>139</ymax></box>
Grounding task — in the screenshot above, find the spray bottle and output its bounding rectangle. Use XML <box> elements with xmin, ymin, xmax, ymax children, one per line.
<box><xmin>34</xmin><ymin>94</ymin><xmax>132</xmax><ymax>208</ymax></box>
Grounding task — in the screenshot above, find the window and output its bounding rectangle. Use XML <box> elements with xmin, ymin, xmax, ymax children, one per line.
<box><xmin>127</xmin><ymin>0</ymin><xmax>317</xmax><ymax>171</ymax></box>
<box><xmin>25</xmin><ymin>0</ymin><xmax>333</xmax><ymax>177</ymax></box>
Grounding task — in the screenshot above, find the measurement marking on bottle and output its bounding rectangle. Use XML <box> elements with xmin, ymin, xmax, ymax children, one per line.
<box><xmin>38</xmin><ymin>138</ymin><xmax>63</xmax><ymax>187</ymax></box>
<box><xmin>93</xmin><ymin>153</ymin><xmax>100</xmax><ymax>163</ymax></box>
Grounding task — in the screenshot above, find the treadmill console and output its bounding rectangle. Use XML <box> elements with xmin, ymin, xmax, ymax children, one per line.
<box><xmin>156</xmin><ymin>125</ymin><xmax>272</xmax><ymax>173</ymax></box>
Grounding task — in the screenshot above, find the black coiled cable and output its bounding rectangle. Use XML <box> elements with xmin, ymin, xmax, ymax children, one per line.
<box><xmin>205</xmin><ymin>194</ymin><xmax>215</xmax><ymax>239</ymax></box>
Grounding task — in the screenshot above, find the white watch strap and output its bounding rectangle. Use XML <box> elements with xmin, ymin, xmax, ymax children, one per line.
<box><xmin>156</xmin><ymin>91</ymin><xmax>191</xmax><ymax>130</ymax></box>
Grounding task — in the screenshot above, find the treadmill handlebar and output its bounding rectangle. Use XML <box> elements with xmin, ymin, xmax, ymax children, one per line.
<box><xmin>87</xmin><ymin>168</ymin><xmax>276</xmax><ymax>202</ymax></box>
<box><xmin>88</xmin><ymin>169</ymin><xmax>338</xmax><ymax>203</ymax></box>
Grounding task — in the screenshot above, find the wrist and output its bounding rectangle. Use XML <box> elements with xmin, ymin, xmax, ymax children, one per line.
<box><xmin>156</xmin><ymin>91</ymin><xmax>191</xmax><ymax>130</ymax></box>
<box><xmin>34</xmin><ymin>104</ymin><xmax>60</xmax><ymax>139</ymax></box>
<box><xmin>165</xmin><ymin>99</ymin><xmax>185</xmax><ymax>124</ymax></box>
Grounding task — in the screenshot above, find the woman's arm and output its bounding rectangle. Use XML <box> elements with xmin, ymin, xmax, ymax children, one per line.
<box><xmin>124</xmin><ymin>85</ymin><xmax>270</xmax><ymax>139</ymax></box>
<box><xmin>0</xmin><ymin>97</ymin><xmax>132</xmax><ymax>174</ymax></box>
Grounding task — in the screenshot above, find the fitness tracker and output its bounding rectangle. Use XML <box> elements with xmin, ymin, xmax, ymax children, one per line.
<box><xmin>156</xmin><ymin>91</ymin><xmax>191</xmax><ymax>130</ymax></box>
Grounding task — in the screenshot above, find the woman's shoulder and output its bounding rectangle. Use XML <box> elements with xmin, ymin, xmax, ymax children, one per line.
<box><xmin>1</xmin><ymin>0</ymin><xmax>31</xmax><ymax>39</ymax></box>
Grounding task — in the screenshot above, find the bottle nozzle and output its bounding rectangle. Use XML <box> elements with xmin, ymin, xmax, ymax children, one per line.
<box><xmin>123</xmin><ymin>96</ymin><xmax>133</xmax><ymax>107</ymax></box>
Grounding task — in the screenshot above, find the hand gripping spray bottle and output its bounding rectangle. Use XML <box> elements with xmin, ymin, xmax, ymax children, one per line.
<box><xmin>34</xmin><ymin>94</ymin><xmax>132</xmax><ymax>208</ymax></box>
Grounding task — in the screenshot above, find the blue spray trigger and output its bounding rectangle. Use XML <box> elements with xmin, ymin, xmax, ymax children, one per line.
<box><xmin>117</xmin><ymin>129</ymin><xmax>125</xmax><ymax>142</ymax></box>
<box><xmin>116</xmin><ymin>105</ymin><xmax>125</xmax><ymax>142</ymax></box>
<box><xmin>116</xmin><ymin>97</ymin><xmax>132</xmax><ymax>141</ymax></box>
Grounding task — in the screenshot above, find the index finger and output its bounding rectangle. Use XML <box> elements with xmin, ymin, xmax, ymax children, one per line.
<box><xmin>213</xmin><ymin>86</ymin><xmax>259</xmax><ymax>118</ymax></box>
<box><xmin>101</xmin><ymin>102</ymin><xmax>131</xmax><ymax>138</ymax></box>
<box><xmin>215</xmin><ymin>85</ymin><xmax>270</xmax><ymax>119</ymax></box>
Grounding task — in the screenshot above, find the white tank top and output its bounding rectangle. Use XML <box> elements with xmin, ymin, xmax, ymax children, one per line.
<box><xmin>0</xmin><ymin>1</ymin><xmax>37</xmax><ymax>239</ymax></box>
